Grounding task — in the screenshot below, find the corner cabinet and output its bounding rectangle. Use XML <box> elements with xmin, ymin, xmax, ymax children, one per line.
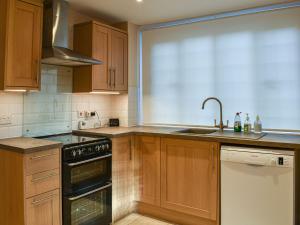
<box><xmin>73</xmin><ymin>21</ymin><xmax>128</xmax><ymax>93</ymax></box>
<box><xmin>161</xmin><ymin>138</ymin><xmax>219</xmax><ymax>222</ymax></box>
<box><xmin>0</xmin><ymin>0</ymin><xmax>42</xmax><ymax>91</ymax></box>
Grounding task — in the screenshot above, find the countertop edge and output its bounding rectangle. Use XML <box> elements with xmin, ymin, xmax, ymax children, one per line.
<box><xmin>0</xmin><ymin>142</ymin><xmax>63</xmax><ymax>154</ymax></box>
<box><xmin>74</xmin><ymin>129</ymin><xmax>300</xmax><ymax>150</ymax></box>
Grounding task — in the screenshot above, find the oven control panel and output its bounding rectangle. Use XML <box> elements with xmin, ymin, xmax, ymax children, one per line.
<box><xmin>63</xmin><ymin>140</ymin><xmax>112</xmax><ymax>162</ymax></box>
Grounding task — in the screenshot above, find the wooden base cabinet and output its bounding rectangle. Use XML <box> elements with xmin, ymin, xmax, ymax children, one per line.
<box><xmin>135</xmin><ymin>137</ymin><xmax>220</xmax><ymax>225</ymax></box>
<box><xmin>0</xmin><ymin>0</ymin><xmax>42</xmax><ymax>91</ymax></box>
<box><xmin>161</xmin><ymin>138</ymin><xmax>219</xmax><ymax>221</ymax></box>
<box><xmin>134</xmin><ymin>136</ymin><xmax>161</xmax><ymax>206</ymax></box>
<box><xmin>26</xmin><ymin>189</ymin><xmax>60</xmax><ymax>225</ymax></box>
<box><xmin>0</xmin><ymin>148</ymin><xmax>61</xmax><ymax>225</ymax></box>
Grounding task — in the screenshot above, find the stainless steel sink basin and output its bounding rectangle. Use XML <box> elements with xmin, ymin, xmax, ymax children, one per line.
<box><xmin>175</xmin><ymin>128</ymin><xmax>217</xmax><ymax>135</ymax></box>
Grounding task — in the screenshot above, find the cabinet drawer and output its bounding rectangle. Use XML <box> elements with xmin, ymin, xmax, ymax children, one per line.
<box><xmin>25</xmin><ymin>149</ymin><xmax>60</xmax><ymax>175</ymax></box>
<box><xmin>26</xmin><ymin>189</ymin><xmax>61</xmax><ymax>225</ymax></box>
<box><xmin>25</xmin><ymin>168</ymin><xmax>60</xmax><ymax>198</ymax></box>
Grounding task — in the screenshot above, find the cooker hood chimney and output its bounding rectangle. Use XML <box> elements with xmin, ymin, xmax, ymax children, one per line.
<box><xmin>41</xmin><ymin>0</ymin><xmax>101</xmax><ymax>66</ymax></box>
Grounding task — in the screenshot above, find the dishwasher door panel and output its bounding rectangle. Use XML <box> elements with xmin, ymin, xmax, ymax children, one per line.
<box><xmin>221</xmin><ymin>161</ymin><xmax>294</xmax><ymax>225</ymax></box>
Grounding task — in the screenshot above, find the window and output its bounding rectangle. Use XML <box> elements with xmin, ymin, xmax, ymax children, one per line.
<box><xmin>141</xmin><ymin>8</ymin><xmax>300</xmax><ymax>130</ymax></box>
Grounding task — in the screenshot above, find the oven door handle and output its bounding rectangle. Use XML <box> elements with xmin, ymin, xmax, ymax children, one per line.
<box><xmin>67</xmin><ymin>154</ymin><xmax>112</xmax><ymax>167</ymax></box>
<box><xmin>68</xmin><ymin>183</ymin><xmax>112</xmax><ymax>201</ymax></box>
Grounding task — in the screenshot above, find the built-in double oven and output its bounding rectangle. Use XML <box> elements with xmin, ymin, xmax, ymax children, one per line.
<box><xmin>42</xmin><ymin>134</ymin><xmax>113</xmax><ymax>225</ymax></box>
<box><xmin>63</xmin><ymin>151</ymin><xmax>112</xmax><ymax>225</ymax></box>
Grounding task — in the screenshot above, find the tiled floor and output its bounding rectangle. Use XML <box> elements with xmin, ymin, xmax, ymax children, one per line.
<box><xmin>115</xmin><ymin>213</ymin><xmax>175</xmax><ymax>225</ymax></box>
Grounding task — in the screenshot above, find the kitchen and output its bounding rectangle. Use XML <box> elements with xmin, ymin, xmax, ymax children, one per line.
<box><xmin>0</xmin><ymin>0</ymin><xmax>299</xmax><ymax>225</ymax></box>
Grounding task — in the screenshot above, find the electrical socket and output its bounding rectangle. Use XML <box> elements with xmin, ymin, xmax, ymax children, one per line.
<box><xmin>0</xmin><ymin>115</ymin><xmax>12</xmax><ymax>125</ymax></box>
<box><xmin>78</xmin><ymin>111</ymin><xmax>85</xmax><ymax>118</ymax></box>
<box><xmin>85</xmin><ymin>111</ymin><xmax>91</xmax><ymax>117</ymax></box>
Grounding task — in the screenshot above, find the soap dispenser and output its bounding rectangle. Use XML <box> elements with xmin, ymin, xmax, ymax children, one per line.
<box><xmin>254</xmin><ymin>115</ymin><xmax>262</xmax><ymax>133</ymax></box>
<box><xmin>244</xmin><ymin>113</ymin><xmax>252</xmax><ymax>134</ymax></box>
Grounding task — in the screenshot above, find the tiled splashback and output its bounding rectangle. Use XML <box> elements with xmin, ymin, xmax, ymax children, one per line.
<box><xmin>22</xmin><ymin>65</ymin><xmax>129</xmax><ymax>137</ymax></box>
<box><xmin>23</xmin><ymin>66</ymin><xmax>73</xmax><ymax>137</ymax></box>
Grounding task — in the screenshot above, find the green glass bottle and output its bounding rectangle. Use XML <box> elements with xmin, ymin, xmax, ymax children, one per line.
<box><xmin>234</xmin><ymin>112</ymin><xmax>242</xmax><ymax>132</ymax></box>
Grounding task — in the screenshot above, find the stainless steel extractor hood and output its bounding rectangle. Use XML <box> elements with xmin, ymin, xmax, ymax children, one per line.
<box><xmin>41</xmin><ymin>0</ymin><xmax>102</xmax><ymax>66</ymax></box>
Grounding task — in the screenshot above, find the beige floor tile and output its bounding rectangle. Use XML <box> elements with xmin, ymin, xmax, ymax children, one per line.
<box><xmin>115</xmin><ymin>213</ymin><xmax>174</xmax><ymax>225</ymax></box>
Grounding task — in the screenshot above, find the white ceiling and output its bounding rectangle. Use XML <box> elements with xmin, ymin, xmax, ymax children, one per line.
<box><xmin>67</xmin><ymin>0</ymin><xmax>294</xmax><ymax>25</ymax></box>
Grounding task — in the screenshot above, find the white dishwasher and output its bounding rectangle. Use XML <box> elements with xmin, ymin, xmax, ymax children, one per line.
<box><xmin>221</xmin><ymin>145</ymin><xmax>294</xmax><ymax>225</ymax></box>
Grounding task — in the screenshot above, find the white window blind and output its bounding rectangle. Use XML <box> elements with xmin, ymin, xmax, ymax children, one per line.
<box><xmin>142</xmin><ymin>8</ymin><xmax>300</xmax><ymax>130</ymax></box>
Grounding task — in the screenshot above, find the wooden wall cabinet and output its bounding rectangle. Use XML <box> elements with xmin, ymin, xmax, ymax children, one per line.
<box><xmin>112</xmin><ymin>136</ymin><xmax>134</xmax><ymax>222</ymax></box>
<box><xmin>0</xmin><ymin>148</ymin><xmax>61</xmax><ymax>225</ymax></box>
<box><xmin>161</xmin><ymin>138</ymin><xmax>219</xmax><ymax>221</ymax></box>
<box><xmin>134</xmin><ymin>136</ymin><xmax>161</xmax><ymax>206</ymax></box>
<box><xmin>0</xmin><ymin>0</ymin><xmax>43</xmax><ymax>91</ymax></box>
<box><xmin>73</xmin><ymin>21</ymin><xmax>128</xmax><ymax>93</ymax></box>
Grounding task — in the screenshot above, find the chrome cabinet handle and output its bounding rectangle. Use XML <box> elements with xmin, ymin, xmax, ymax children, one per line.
<box><xmin>109</xmin><ymin>68</ymin><xmax>112</xmax><ymax>87</ymax></box>
<box><xmin>67</xmin><ymin>154</ymin><xmax>112</xmax><ymax>167</ymax></box>
<box><xmin>68</xmin><ymin>183</ymin><xmax>112</xmax><ymax>201</ymax></box>
<box><xmin>31</xmin><ymin>172</ymin><xmax>58</xmax><ymax>183</ymax></box>
<box><xmin>30</xmin><ymin>153</ymin><xmax>54</xmax><ymax>160</ymax></box>
<box><xmin>113</xmin><ymin>69</ymin><xmax>116</xmax><ymax>88</ymax></box>
<box><xmin>32</xmin><ymin>193</ymin><xmax>57</xmax><ymax>205</ymax></box>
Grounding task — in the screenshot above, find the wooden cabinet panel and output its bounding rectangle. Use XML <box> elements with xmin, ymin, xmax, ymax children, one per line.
<box><xmin>93</xmin><ymin>25</ymin><xmax>110</xmax><ymax>90</ymax></box>
<box><xmin>73</xmin><ymin>21</ymin><xmax>128</xmax><ymax>93</ymax></box>
<box><xmin>111</xmin><ymin>30</ymin><xmax>128</xmax><ymax>91</ymax></box>
<box><xmin>135</xmin><ymin>136</ymin><xmax>161</xmax><ymax>206</ymax></box>
<box><xmin>25</xmin><ymin>168</ymin><xmax>60</xmax><ymax>198</ymax></box>
<box><xmin>24</xmin><ymin>149</ymin><xmax>60</xmax><ymax>175</ymax></box>
<box><xmin>26</xmin><ymin>189</ymin><xmax>60</xmax><ymax>225</ymax></box>
<box><xmin>5</xmin><ymin>0</ymin><xmax>42</xmax><ymax>89</ymax></box>
<box><xmin>161</xmin><ymin>138</ymin><xmax>219</xmax><ymax>221</ymax></box>
<box><xmin>112</xmin><ymin>136</ymin><xmax>134</xmax><ymax>222</ymax></box>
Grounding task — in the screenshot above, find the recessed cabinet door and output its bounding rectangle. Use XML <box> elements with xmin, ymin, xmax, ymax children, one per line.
<box><xmin>6</xmin><ymin>0</ymin><xmax>42</xmax><ymax>89</ymax></box>
<box><xmin>110</xmin><ymin>30</ymin><xmax>128</xmax><ymax>91</ymax></box>
<box><xmin>161</xmin><ymin>138</ymin><xmax>219</xmax><ymax>221</ymax></box>
<box><xmin>93</xmin><ymin>25</ymin><xmax>110</xmax><ymax>91</ymax></box>
<box><xmin>135</xmin><ymin>136</ymin><xmax>161</xmax><ymax>206</ymax></box>
<box><xmin>26</xmin><ymin>189</ymin><xmax>61</xmax><ymax>225</ymax></box>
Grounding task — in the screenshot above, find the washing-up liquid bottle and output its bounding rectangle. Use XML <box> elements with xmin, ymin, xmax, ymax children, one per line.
<box><xmin>234</xmin><ymin>112</ymin><xmax>242</xmax><ymax>132</ymax></box>
<box><xmin>254</xmin><ymin>115</ymin><xmax>262</xmax><ymax>134</ymax></box>
<box><xmin>244</xmin><ymin>113</ymin><xmax>252</xmax><ymax>134</ymax></box>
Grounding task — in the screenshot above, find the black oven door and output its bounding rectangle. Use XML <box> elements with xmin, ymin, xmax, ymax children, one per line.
<box><xmin>63</xmin><ymin>183</ymin><xmax>112</xmax><ymax>225</ymax></box>
<box><xmin>63</xmin><ymin>153</ymin><xmax>112</xmax><ymax>195</ymax></box>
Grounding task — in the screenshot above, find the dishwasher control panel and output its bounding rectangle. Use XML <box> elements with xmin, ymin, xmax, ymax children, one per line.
<box><xmin>221</xmin><ymin>146</ymin><xmax>294</xmax><ymax>168</ymax></box>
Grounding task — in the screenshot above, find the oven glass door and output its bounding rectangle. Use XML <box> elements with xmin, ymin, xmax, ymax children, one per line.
<box><xmin>64</xmin><ymin>183</ymin><xmax>112</xmax><ymax>225</ymax></box>
<box><xmin>63</xmin><ymin>154</ymin><xmax>112</xmax><ymax>195</ymax></box>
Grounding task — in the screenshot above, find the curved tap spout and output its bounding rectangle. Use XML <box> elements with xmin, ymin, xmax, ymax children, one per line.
<box><xmin>202</xmin><ymin>97</ymin><xmax>227</xmax><ymax>131</ymax></box>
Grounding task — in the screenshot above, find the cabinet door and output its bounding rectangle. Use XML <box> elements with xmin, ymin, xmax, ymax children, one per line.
<box><xmin>135</xmin><ymin>136</ymin><xmax>161</xmax><ymax>206</ymax></box>
<box><xmin>92</xmin><ymin>25</ymin><xmax>110</xmax><ymax>91</ymax></box>
<box><xmin>112</xmin><ymin>136</ymin><xmax>134</xmax><ymax>222</ymax></box>
<box><xmin>110</xmin><ymin>30</ymin><xmax>128</xmax><ymax>91</ymax></box>
<box><xmin>161</xmin><ymin>138</ymin><xmax>219</xmax><ymax>221</ymax></box>
<box><xmin>6</xmin><ymin>0</ymin><xmax>42</xmax><ymax>89</ymax></box>
<box><xmin>26</xmin><ymin>189</ymin><xmax>61</xmax><ymax>225</ymax></box>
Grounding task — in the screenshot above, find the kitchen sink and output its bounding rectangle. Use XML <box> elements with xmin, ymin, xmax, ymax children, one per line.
<box><xmin>175</xmin><ymin>128</ymin><xmax>217</xmax><ymax>135</ymax></box>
